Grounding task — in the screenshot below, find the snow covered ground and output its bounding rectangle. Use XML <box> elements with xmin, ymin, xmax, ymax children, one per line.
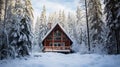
<box><xmin>0</xmin><ymin>52</ymin><xmax>120</xmax><ymax>67</ymax></box>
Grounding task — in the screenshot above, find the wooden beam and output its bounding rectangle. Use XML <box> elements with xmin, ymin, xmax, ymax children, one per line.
<box><xmin>52</xmin><ymin>31</ymin><xmax>54</xmax><ymax>51</ymax></box>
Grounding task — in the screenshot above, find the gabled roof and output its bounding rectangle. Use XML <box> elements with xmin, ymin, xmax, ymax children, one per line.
<box><xmin>42</xmin><ymin>22</ymin><xmax>73</xmax><ymax>44</ymax></box>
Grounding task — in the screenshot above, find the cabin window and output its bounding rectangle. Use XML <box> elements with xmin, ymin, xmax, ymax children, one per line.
<box><xmin>54</xmin><ymin>30</ymin><xmax>61</xmax><ymax>40</ymax></box>
<box><xmin>54</xmin><ymin>30</ymin><xmax>61</xmax><ymax>36</ymax></box>
<box><xmin>63</xmin><ymin>37</ymin><xmax>68</xmax><ymax>40</ymax></box>
<box><xmin>49</xmin><ymin>42</ymin><xmax>65</xmax><ymax>46</ymax></box>
<box><xmin>58</xmin><ymin>44</ymin><xmax>61</xmax><ymax>46</ymax></box>
<box><xmin>63</xmin><ymin>35</ymin><xmax>68</xmax><ymax>40</ymax></box>
<box><xmin>47</xmin><ymin>36</ymin><xmax>52</xmax><ymax>40</ymax></box>
<box><xmin>49</xmin><ymin>43</ymin><xmax>52</xmax><ymax>46</ymax></box>
<box><xmin>54</xmin><ymin>43</ymin><xmax>65</xmax><ymax>46</ymax></box>
<box><xmin>54</xmin><ymin>43</ymin><xmax>57</xmax><ymax>46</ymax></box>
<box><xmin>61</xmin><ymin>43</ymin><xmax>65</xmax><ymax>46</ymax></box>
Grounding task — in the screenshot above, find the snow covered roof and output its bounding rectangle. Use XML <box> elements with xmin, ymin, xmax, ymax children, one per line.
<box><xmin>42</xmin><ymin>22</ymin><xmax>73</xmax><ymax>43</ymax></box>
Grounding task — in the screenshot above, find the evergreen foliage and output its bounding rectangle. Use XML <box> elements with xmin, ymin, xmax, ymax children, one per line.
<box><xmin>104</xmin><ymin>0</ymin><xmax>120</xmax><ymax>54</ymax></box>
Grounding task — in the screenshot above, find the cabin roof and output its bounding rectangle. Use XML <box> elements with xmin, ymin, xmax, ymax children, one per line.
<box><xmin>42</xmin><ymin>22</ymin><xmax>73</xmax><ymax>44</ymax></box>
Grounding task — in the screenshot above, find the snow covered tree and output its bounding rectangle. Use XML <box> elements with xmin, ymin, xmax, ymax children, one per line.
<box><xmin>40</xmin><ymin>5</ymin><xmax>46</xmax><ymax>25</ymax></box>
<box><xmin>13</xmin><ymin>0</ymin><xmax>32</xmax><ymax>56</ymax></box>
<box><xmin>87</xmin><ymin>0</ymin><xmax>105</xmax><ymax>53</ymax></box>
<box><xmin>10</xmin><ymin>17</ymin><xmax>32</xmax><ymax>57</ymax></box>
<box><xmin>0</xmin><ymin>0</ymin><xmax>33</xmax><ymax>59</ymax></box>
<box><xmin>76</xmin><ymin>6</ymin><xmax>86</xmax><ymax>44</ymax></box>
<box><xmin>47</xmin><ymin>12</ymin><xmax>58</xmax><ymax>26</ymax></box>
<box><xmin>58</xmin><ymin>10</ymin><xmax>62</xmax><ymax>22</ymax></box>
<box><xmin>66</xmin><ymin>13</ymin><xmax>80</xmax><ymax>52</ymax></box>
<box><xmin>47</xmin><ymin>14</ymin><xmax>54</xmax><ymax>26</ymax></box>
<box><xmin>75</xmin><ymin>5</ymin><xmax>89</xmax><ymax>53</ymax></box>
<box><xmin>58</xmin><ymin>10</ymin><xmax>66</xmax><ymax>27</ymax></box>
<box><xmin>0</xmin><ymin>0</ymin><xmax>5</xmax><ymax>26</ymax></box>
<box><xmin>17</xmin><ymin>18</ymin><xmax>32</xmax><ymax>56</ymax></box>
<box><xmin>0</xmin><ymin>0</ymin><xmax>5</xmax><ymax>46</ymax></box>
<box><xmin>104</xmin><ymin>0</ymin><xmax>120</xmax><ymax>54</ymax></box>
<box><xmin>24</xmin><ymin>0</ymin><xmax>34</xmax><ymax>22</ymax></box>
<box><xmin>34</xmin><ymin>5</ymin><xmax>48</xmax><ymax>51</ymax></box>
<box><xmin>0</xmin><ymin>0</ymin><xmax>16</xmax><ymax>59</ymax></box>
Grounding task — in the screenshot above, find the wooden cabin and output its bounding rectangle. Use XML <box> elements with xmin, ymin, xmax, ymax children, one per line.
<box><xmin>42</xmin><ymin>23</ymin><xmax>73</xmax><ymax>53</ymax></box>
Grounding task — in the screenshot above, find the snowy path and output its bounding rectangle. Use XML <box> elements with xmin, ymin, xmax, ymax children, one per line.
<box><xmin>0</xmin><ymin>53</ymin><xmax>120</xmax><ymax>67</ymax></box>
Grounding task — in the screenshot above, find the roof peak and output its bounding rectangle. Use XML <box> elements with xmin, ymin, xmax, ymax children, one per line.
<box><xmin>42</xmin><ymin>22</ymin><xmax>73</xmax><ymax>43</ymax></box>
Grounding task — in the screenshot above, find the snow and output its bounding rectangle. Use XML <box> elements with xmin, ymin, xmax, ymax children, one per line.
<box><xmin>0</xmin><ymin>53</ymin><xmax>120</xmax><ymax>67</ymax></box>
<box><xmin>21</xmin><ymin>25</ymin><xmax>25</xmax><ymax>29</ymax></box>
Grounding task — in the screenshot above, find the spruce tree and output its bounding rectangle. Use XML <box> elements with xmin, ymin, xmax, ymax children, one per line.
<box><xmin>88</xmin><ymin>0</ymin><xmax>104</xmax><ymax>53</ymax></box>
<box><xmin>104</xmin><ymin>0</ymin><xmax>120</xmax><ymax>54</ymax></box>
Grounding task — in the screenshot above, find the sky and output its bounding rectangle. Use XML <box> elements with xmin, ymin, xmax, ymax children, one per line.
<box><xmin>31</xmin><ymin>0</ymin><xmax>80</xmax><ymax>17</ymax></box>
<box><xmin>31</xmin><ymin>0</ymin><xmax>80</xmax><ymax>28</ymax></box>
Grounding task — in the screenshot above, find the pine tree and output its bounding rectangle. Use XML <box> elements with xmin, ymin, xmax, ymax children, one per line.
<box><xmin>58</xmin><ymin>10</ymin><xmax>62</xmax><ymax>22</ymax></box>
<box><xmin>76</xmin><ymin>5</ymin><xmax>89</xmax><ymax>53</ymax></box>
<box><xmin>0</xmin><ymin>0</ymin><xmax>33</xmax><ymax>59</ymax></box>
<box><xmin>0</xmin><ymin>0</ymin><xmax>5</xmax><ymax>46</ymax></box>
<box><xmin>17</xmin><ymin>18</ymin><xmax>31</xmax><ymax>56</ymax></box>
<box><xmin>34</xmin><ymin>5</ymin><xmax>48</xmax><ymax>51</ymax></box>
<box><xmin>104</xmin><ymin>0</ymin><xmax>120</xmax><ymax>54</ymax></box>
<box><xmin>67</xmin><ymin>12</ymin><xmax>81</xmax><ymax>52</ymax></box>
<box><xmin>8</xmin><ymin>0</ymin><xmax>33</xmax><ymax>57</ymax></box>
<box><xmin>58</xmin><ymin>10</ymin><xmax>66</xmax><ymax>27</ymax></box>
<box><xmin>24</xmin><ymin>0</ymin><xmax>34</xmax><ymax>21</ymax></box>
<box><xmin>0</xmin><ymin>0</ymin><xmax>5</xmax><ymax>22</ymax></box>
<box><xmin>76</xmin><ymin>6</ymin><xmax>84</xmax><ymax>44</ymax></box>
<box><xmin>40</xmin><ymin>5</ymin><xmax>46</xmax><ymax>25</ymax></box>
<box><xmin>88</xmin><ymin>0</ymin><xmax>104</xmax><ymax>53</ymax></box>
<box><xmin>0</xmin><ymin>0</ymin><xmax>16</xmax><ymax>59</ymax></box>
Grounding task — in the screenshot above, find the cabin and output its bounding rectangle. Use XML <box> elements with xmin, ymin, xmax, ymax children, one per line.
<box><xmin>42</xmin><ymin>23</ymin><xmax>73</xmax><ymax>53</ymax></box>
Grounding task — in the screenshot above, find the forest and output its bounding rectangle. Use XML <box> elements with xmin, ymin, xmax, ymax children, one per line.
<box><xmin>0</xmin><ymin>0</ymin><xmax>120</xmax><ymax>67</ymax></box>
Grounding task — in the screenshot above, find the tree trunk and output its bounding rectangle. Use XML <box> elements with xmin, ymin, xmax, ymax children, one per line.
<box><xmin>115</xmin><ymin>30</ymin><xmax>120</xmax><ymax>54</ymax></box>
<box><xmin>85</xmin><ymin>0</ymin><xmax>90</xmax><ymax>52</ymax></box>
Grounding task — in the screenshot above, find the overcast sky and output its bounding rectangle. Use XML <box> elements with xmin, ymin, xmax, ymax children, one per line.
<box><xmin>31</xmin><ymin>0</ymin><xmax>80</xmax><ymax>17</ymax></box>
<box><xmin>31</xmin><ymin>0</ymin><xmax>80</xmax><ymax>28</ymax></box>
